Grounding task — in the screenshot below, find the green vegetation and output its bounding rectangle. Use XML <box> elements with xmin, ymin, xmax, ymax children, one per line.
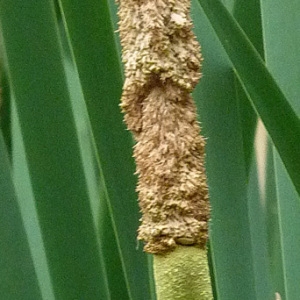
<box><xmin>0</xmin><ymin>0</ymin><xmax>299</xmax><ymax>299</ymax></box>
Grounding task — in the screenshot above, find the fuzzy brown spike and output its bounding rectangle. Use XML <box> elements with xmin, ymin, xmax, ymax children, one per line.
<box><xmin>118</xmin><ymin>0</ymin><xmax>209</xmax><ymax>253</ymax></box>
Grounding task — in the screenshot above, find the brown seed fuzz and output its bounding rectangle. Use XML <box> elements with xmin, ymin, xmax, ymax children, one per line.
<box><xmin>118</xmin><ymin>0</ymin><xmax>209</xmax><ymax>253</ymax></box>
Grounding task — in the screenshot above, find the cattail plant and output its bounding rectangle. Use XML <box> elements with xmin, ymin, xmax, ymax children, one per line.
<box><xmin>2</xmin><ymin>0</ymin><xmax>297</xmax><ymax>299</ymax></box>
<box><xmin>117</xmin><ymin>0</ymin><xmax>212</xmax><ymax>298</ymax></box>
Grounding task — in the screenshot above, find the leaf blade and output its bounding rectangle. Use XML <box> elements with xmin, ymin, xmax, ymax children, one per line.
<box><xmin>57</xmin><ymin>0</ymin><xmax>152</xmax><ymax>298</ymax></box>
<box><xmin>0</xmin><ymin>130</ymin><xmax>42</xmax><ymax>299</ymax></box>
<box><xmin>192</xmin><ymin>2</ymin><xmax>257</xmax><ymax>298</ymax></box>
<box><xmin>261</xmin><ymin>1</ymin><xmax>300</xmax><ymax>298</ymax></box>
<box><xmin>0</xmin><ymin>1</ymin><xmax>109</xmax><ymax>298</ymax></box>
<box><xmin>196</xmin><ymin>0</ymin><xmax>300</xmax><ymax>196</ymax></box>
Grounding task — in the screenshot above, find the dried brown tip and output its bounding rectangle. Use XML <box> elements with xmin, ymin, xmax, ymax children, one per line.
<box><xmin>118</xmin><ymin>0</ymin><xmax>209</xmax><ymax>254</ymax></box>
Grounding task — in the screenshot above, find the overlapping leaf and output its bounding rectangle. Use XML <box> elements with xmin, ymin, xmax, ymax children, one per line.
<box><xmin>0</xmin><ymin>1</ymin><xmax>109</xmax><ymax>298</ymax></box>
<box><xmin>196</xmin><ymin>0</ymin><xmax>300</xmax><ymax>196</ymax></box>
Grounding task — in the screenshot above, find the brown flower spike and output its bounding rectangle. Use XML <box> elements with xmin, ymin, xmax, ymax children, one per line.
<box><xmin>118</xmin><ymin>0</ymin><xmax>209</xmax><ymax>253</ymax></box>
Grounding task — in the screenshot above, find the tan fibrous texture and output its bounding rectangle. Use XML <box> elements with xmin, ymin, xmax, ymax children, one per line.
<box><xmin>118</xmin><ymin>0</ymin><xmax>209</xmax><ymax>253</ymax></box>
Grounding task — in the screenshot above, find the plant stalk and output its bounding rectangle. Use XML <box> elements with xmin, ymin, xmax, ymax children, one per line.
<box><xmin>154</xmin><ymin>246</ymin><xmax>212</xmax><ymax>299</ymax></box>
<box><xmin>117</xmin><ymin>0</ymin><xmax>212</xmax><ymax>298</ymax></box>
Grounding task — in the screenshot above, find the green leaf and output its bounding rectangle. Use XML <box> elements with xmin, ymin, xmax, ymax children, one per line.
<box><xmin>249</xmin><ymin>131</ymin><xmax>286</xmax><ymax>299</ymax></box>
<box><xmin>192</xmin><ymin>3</ymin><xmax>257</xmax><ymax>298</ymax></box>
<box><xmin>261</xmin><ymin>2</ymin><xmax>300</xmax><ymax>298</ymax></box>
<box><xmin>228</xmin><ymin>0</ymin><xmax>262</xmax><ymax>177</ymax></box>
<box><xmin>274</xmin><ymin>151</ymin><xmax>300</xmax><ymax>300</ymax></box>
<box><xmin>62</xmin><ymin>44</ymin><xmax>129</xmax><ymax>300</ymax></box>
<box><xmin>0</xmin><ymin>72</ymin><xmax>12</xmax><ymax>155</ymax></box>
<box><xmin>12</xmin><ymin>97</ymin><xmax>55</xmax><ymax>300</ymax></box>
<box><xmin>235</xmin><ymin>77</ymin><xmax>257</xmax><ymax>177</ymax></box>
<box><xmin>196</xmin><ymin>0</ymin><xmax>300</xmax><ymax>196</ymax></box>
<box><xmin>0</xmin><ymin>1</ymin><xmax>109</xmax><ymax>298</ymax></box>
<box><xmin>247</xmin><ymin>145</ymin><xmax>274</xmax><ymax>300</ymax></box>
<box><xmin>228</xmin><ymin>4</ymin><xmax>284</xmax><ymax>296</ymax></box>
<box><xmin>231</xmin><ymin>0</ymin><xmax>264</xmax><ymax>57</ymax></box>
<box><xmin>261</xmin><ymin>1</ymin><xmax>300</xmax><ymax>115</ymax></box>
<box><xmin>57</xmin><ymin>1</ymin><xmax>152</xmax><ymax>299</ymax></box>
<box><xmin>0</xmin><ymin>130</ymin><xmax>42</xmax><ymax>299</ymax></box>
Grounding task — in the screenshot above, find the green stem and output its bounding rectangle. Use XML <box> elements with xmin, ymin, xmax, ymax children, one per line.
<box><xmin>154</xmin><ymin>246</ymin><xmax>213</xmax><ymax>300</ymax></box>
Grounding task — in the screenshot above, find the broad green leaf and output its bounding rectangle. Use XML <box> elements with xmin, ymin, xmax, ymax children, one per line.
<box><xmin>246</xmin><ymin>142</ymin><xmax>274</xmax><ymax>300</ymax></box>
<box><xmin>57</xmin><ymin>1</ymin><xmax>152</xmax><ymax>299</ymax></box>
<box><xmin>235</xmin><ymin>78</ymin><xmax>257</xmax><ymax>177</ymax></box>
<box><xmin>0</xmin><ymin>72</ymin><xmax>11</xmax><ymax>154</ymax></box>
<box><xmin>274</xmin><ymin>151</ymin><xmax>300</xmax><ymax>300</ymax></box>
<box><xmin>196</xmin><ymin>0</ymin><xmax>300</xmax><ymax>196</ymax></box>
<box><xmin>0</xmin><ymin>130</ymin><xmax>41</xmax><ymax>299</ymax></box>
<box><xmin>230</xmin><ymin>2</ymin><xmax>276</xmax><ymax>299</ymax></box>
<box><xmin>261</xmin><ymin>2</ymin><xmax>300</xmax><ymax>299</ymax></box>
<box><xmin>61</xmin><ymin>36</ymin><xmax>129</xmax><ymax>300</ymax></box>
<box><xmin>12</xmin><ymin>98</ymin><xmax>55</xmax><ymax>300</ymax></box>
<box><xmin>231</xmin><ymin>0</ymin><xmax>264</xmax><ymax>57</ymax></box>
<box><xmin>192</xmin><ymin>3</ymin><xmax>257</xmax><ymax>298</ymax></box>
<box><xmin>228</xmin><ymin>0</ymin><xmax>262</xmax><ymax>176</ymax></box>
<box><xmin>261</xmin><ymin>1</ymin><xmax>300</xmax><ymax>115</ymax></box>
<box><xmin>0</xmin><ymin>1</ymin><xmax>109</xmax><ymax>298</ymax></box>
<box><xmin>264</xmin><ymin>148</ymin><xmax>286</xmax><ymax>299</ymax></box>
<box><xmin>249</xmin><ymin>128</ymin><xmax>286</xmax><ymax>299</ymax></box>
<box><xmin>0</xmin><ymin>130</ymin><xmax>41</xmax><ymax>300</ymax></box>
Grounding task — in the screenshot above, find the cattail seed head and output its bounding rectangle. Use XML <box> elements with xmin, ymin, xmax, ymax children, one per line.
<box><xmin>118</xmin><ymin>0</ymin><xmax>209</xmax><ymax>254</ymax></box>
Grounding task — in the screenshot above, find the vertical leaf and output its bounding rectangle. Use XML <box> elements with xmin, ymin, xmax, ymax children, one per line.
<box><xmin>62</xmin><ymin>44</ymin><xmax>129</xmax><ymax>300</ymax></box>
<box><xmin>232</xmin><ymin>0</ymin><xmax>264</xmax><ymax>57</ymax></box>
<box><xmin>12</xmin><ymin>98</ymin><xmax>55</xmax><ymax>300</ymax></box>
<box><xmin>192</xmin><ymin>2</ymin><xmax>257</xmax><ymax>298</ymax></box>
<box><xmin>57</xmin><ymin>0</ymin><xmax>152</xmax><ymax>299</ymax></box>
<box><xmin>230</xmin><ymin>0</ymin><xmax>262</xmax><ymax>175</ymax></box>
<box><xmin>247</xmin><ymin>144</ymin><xmax>274</xmax><ymax>300</ymax></box>
<box><xmin>196</xmin><ymin>0</ymin><xmax>300</xmax><ymax>196</ymax></box>
<box><xmin>0</xmin><ymin>72</ymin><xmax>12</xmax><ymax>154</ymax></box>
<box><xmin>229</xmin><ymin>2</ymin><xmax>274</xmax><ymax>299</ymax></box>
<box><xmin>261</xmin><ymin>2</ymin><xmax>300</xmax><ymax>299</ymax></box>
<box><xmin>0</xmin><ymin>1</ymin><xmax>109</xmax><ymax>298</ymax></box>
<box><xmin>0</xmin><ymin>130</ymin><xmax>41</xmax><ymax>299</ymax></box>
